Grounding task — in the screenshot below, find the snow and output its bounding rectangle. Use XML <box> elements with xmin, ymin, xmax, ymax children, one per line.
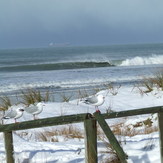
<box><xmin>0</xmin><ymin>86</ymin><xmax>163</xmax><ymax>162</ymax></box>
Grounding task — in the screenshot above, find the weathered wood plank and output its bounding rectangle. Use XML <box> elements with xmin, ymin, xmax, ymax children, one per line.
<box><xmin>94</xmin><ymin>111</ymin><xmax>128</xmax><ymax>163</ymax></box>
<box><xmin>84</xmin><ymin>118</ymin><xmax>97</xmax><ymax>163</ymax></box>
<box><xmin>0</xmin><ymin>106</ymin><xmax>162</xmax><ymax>133</ymax></box>
<box><xmin>158</xmin><ymin>112</ymin><xmax>163</xmax><ymax>163</ymax></box>
<box><xmin>0</xmin><ymin>113</ymin><xmax>90</xmax><ymax>132</ymax></box>
<box><xmin>103</xmin><ymin>106</ymin><xmax>163</xmax><ymax>119</ymax></box>
<box><xmin>4</xmin><ymin>131</ymin><xmax>14</xmax><ymax>163</ymax></box>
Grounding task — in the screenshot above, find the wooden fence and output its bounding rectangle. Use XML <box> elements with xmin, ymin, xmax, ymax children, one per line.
<box><xmin>0</xmin><ymin>106</ymin><xmax>163</xmax><ymax>163</ymax></box>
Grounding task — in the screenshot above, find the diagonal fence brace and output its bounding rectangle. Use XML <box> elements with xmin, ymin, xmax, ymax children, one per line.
<box><xmin>94</xmin><ymin>111</ymin><xmax>128</xmax><ymax>163</ymax></box>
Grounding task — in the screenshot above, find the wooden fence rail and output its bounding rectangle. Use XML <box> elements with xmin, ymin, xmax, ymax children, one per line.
<box><xmin>0</xmin><ymin>106</ymin><xmax>163</xmax><ymax>163</ymax></box>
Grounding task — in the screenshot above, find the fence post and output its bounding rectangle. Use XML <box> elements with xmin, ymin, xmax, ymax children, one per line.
<box><xmin>158</xmin><ymin>112</ymin><xmax>163</xmax><ymax>163</ymax></box>
<box><xmin>94</xmin><ymin>111</ymin><xmax>127</xmax><ymax>163</ymax></box>
<box><xmin>4</xmin><ymin>131</ymin><xmax>14</xmax><ymax>163</ymax></box>
<box><xmin>84</xmin><ymin>115</ymin><xmax>97</xmax><ymax>163</ymax></box>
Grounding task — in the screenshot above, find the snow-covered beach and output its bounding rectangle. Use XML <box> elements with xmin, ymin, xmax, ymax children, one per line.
<box><xmin>0</xmin><ymin>85</ymin><xmax>163</xmax><ymax>163</ymax></box>
<box><xmin>0</xmin><ymin>44</ymin><xmax>163</xmax><ymax>162</ymax></box>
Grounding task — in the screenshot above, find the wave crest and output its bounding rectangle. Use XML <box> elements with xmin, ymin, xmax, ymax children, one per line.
<box><xmin>120</xmin><ymin>55</ymin><xmax>163</xmax><ymax>66</ymax></box>
<box><xmin>0</xmin><ymin>61</ymin><xmax>114</xmax><ymax>72</ymax></box>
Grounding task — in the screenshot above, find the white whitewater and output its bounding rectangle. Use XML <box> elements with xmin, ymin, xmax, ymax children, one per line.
<box><xmin>120</xmin><ymin>55</ymin><xmax>163</xmax><ymax>66</ymax></box>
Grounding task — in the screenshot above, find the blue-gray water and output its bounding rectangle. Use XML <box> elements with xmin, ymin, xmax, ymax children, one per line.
<box><xmin>0</xmin><ymin>43</ymin><xmax>163</xmax><ymax>101</ymax></box>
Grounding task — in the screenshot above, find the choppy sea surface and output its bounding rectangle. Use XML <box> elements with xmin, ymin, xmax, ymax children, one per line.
<box><xmin>0</xmin><ymin>43</ymin><xmax>163</xmax><ymax>101</ymax></box>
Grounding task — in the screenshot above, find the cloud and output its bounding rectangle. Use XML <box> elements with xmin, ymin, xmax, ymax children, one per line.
<box><xmin>0</xmin><ymin>0</ymin><xmax>163</xmax><ymax>48</ymax></box>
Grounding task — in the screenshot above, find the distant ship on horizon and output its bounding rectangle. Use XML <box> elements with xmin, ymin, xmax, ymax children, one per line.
<box><xmin>49</xmin><ymin>42</ymin><xmax>70</xmax><ymax>47</ymax></box>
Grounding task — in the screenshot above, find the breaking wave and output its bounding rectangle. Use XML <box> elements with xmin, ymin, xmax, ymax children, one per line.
<box><xmin>0</xmin><ymin>55</ymin><xmax>163</xmax><ymax>73</ymax></box>
<box><xmin>120</xmin><ymin>55</ymin><xmax>163</xmax><ymax>66</ymax></box>
<box><xmin>0</xmin><ymin>61</ymin><xmax>114</xmax><ymax>72</ymax></box>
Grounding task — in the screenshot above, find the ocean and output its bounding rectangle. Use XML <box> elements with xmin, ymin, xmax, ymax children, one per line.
<box><xmin>0</xmin><ymin>43</ymin><xmax>163</xmax><ymax>101</ymax></box>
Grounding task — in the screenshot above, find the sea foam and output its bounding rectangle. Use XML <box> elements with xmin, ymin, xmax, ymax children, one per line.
<box><xmin>120</xmin><ymin>55</ymin><xmax>163</xmax><ymax>66</ymax></box>
<box><xmin>0</xmin><ymin>76</ymin><xmax>143</xmax><ymax>94</ymax></box>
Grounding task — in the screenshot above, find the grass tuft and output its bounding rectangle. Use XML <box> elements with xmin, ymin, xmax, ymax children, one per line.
<box><xmin>0</xmin><ymin>96</ymin><xmax>12</xmax><ymax>111</ymax></box>
<box><xmin>18</xmin><ymin>125</ymin><xmax>84</xmax><ymax>142</ymax></box>
<box><xmin>60</xmin><ymin>93</ymin><xmax>73</xmax><ymax>102</ymax></box>
<box><xmin>104</xmin><ymin>83</ymin><xmax>121</xmax><ymax>96</ymax></box>
<box><xmin>138</xmin><ymin>69</ymin><xmax>163</xmax><ymax>93</ymax></box>
<box><xmin>21</xmin><ymin>89</ymin><xmax>50</xmax><ymax>106</ymax></box>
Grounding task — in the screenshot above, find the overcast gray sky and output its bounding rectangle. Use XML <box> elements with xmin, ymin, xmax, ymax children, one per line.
<box><xmin>0</xmin><ymin>0</ymin><xmax>163</xmax><ymax>48</ymax></box>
